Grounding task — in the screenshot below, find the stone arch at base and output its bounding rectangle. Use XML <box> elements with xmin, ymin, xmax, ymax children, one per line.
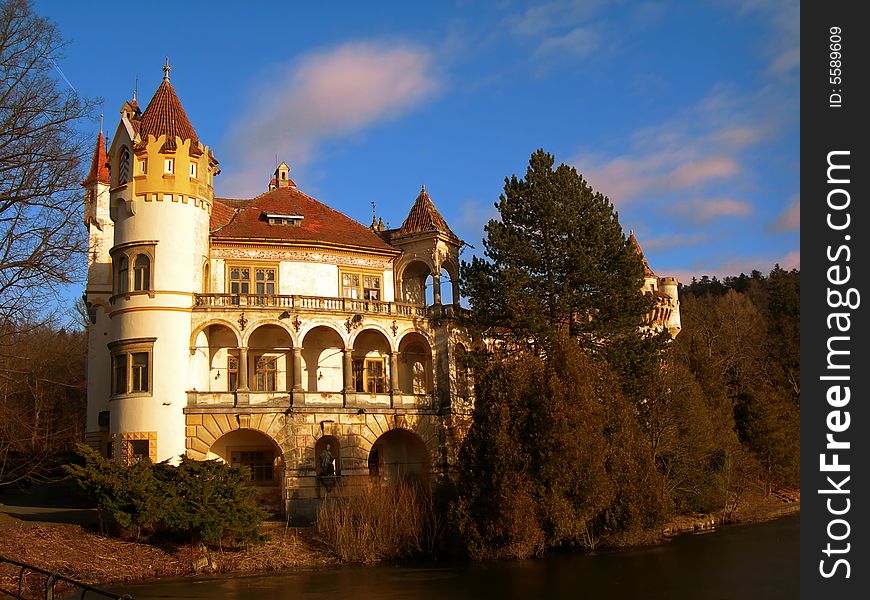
<box><xmin>349</xmin><ymin>415</ymin><xmax>442</xmax><ymax>485</ymax></box>
<box><xmin>185</xmin><ymin>412</ymin><xmax>289</xmax><ymax>461</ymax></box>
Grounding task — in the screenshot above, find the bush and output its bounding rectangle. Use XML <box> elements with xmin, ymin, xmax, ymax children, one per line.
<box><xmin>315</xmin><ymin>482</ymin><xmax>439</xmax><ymax>563</ymax></box>
<box><xmin>65</xmin><ymin>444</ymin><xmax>265</xmax><ymax>545</ymax></box>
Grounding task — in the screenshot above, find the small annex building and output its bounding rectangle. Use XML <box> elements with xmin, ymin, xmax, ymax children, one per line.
<box><xmin>82</xmin><ymin>65</ymin><xmax>475</xmax><ymax>517</ymax></box>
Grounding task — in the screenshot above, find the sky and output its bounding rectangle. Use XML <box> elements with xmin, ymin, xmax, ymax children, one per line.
<box><xmin>40</xmin><ymin>0</ymin><xmax>799</xmax><ymax>286</ymax></box>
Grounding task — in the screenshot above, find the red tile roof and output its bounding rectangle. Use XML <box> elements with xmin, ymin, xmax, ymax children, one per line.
<box><xmin>82</xmin><ymin>131</ymin><xmax>109</xmax><ymax>186</ymax></box>
<box><xmin>397</xmin><ymin>186</ymin><xmax>457</xmax><ymax>239</ymax></box>
<box><xmin>136</xmin><ymin>77</ymin><xmax>201</xmax><ymax>156</ymax></box>
<box><xmin>629</xmin><ymin>231</ymin><xmax>656</xmax><ymax>277</ymax></box>
<box><xmin>211</xmin><ymin>187</ymin><xmax>396</xmax><ymax>252</ymax></box>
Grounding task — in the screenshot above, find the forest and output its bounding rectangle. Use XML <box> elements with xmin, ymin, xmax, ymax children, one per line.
<box><xmin>451</xmin><ymin>150</ymin><xmax>799</xmax><ymax>559</ymax></box>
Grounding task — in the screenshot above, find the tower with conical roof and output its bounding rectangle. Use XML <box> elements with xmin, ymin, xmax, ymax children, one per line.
<box><xmin>383</xmin><ymin>185</ymin><xmax>462</xmax><ymax>306</ymax></box>
<box><xmin>88</xmin><ymin>61</ymin><xmax>221</xmax><ymax>464</ymax></box>
<box><xmin>82</xmin><ymin>130</ymin><xmax>115</xmax><ymax>455</ymax></box>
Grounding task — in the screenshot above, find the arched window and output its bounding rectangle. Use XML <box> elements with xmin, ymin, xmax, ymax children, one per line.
<box><xmin>133</xmin><ymin>254</ymin><xmax>150</xmax><ymax>291</ymax></box>
<box><xmin>116</xmin><ymin>255</ymin><xmax>129</xmax><ymax>294</ymax></box>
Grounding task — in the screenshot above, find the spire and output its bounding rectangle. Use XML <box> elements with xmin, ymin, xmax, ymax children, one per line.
<box><xmin>82</xmin><ymin>130</ymin><xmax>109</xmax><ymax>186</ymax></box>
<box><xmin>629</xmin><ymin>230</ymin><xmax>655</xmax><ymax>277</ymax></box>
<box><xmin>398</xmin><ymin>185</ymin><xmax>456</xmax><ymax>238</ymax></box>
<box><xmin>136</xmin><ymin>64</ymin><xmax>201</xmax><ymax>155</ymax></box>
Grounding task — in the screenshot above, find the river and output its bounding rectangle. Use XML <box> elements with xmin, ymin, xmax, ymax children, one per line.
<box><xmin>116</xmin><ymin>515</ymin><xmax>799</xmax><ymax>599</ymax></box>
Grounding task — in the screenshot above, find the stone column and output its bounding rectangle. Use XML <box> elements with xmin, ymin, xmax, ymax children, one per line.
<box><xmin>237</xmin><ymin>346</ymin><xmax>249</xmax><ymax>391</ymax></box>
<box><xmin>432</xmin><ymin>272</ymin><xmax>442</xmax><ymax>305</ymax></box>
<box><xmin>342</xmin><ymin>348</ymin><xmax>354</xmax><ymax>392</ymax></box>
<box><xmin>390</xmin><ymin>351</ymin><xmax>400</xmax><ymax>393</ymax></box>
<box><xmin>292</xmin><ymin>347</ymin><xmax>303</xmax><ymax>391</ymax></box>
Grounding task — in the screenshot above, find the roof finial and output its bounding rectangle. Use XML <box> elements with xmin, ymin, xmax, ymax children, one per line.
<box><xmin>99</xmin><ymin>112</ymin><xmax>103</xmax><ymax>136</ymax></box>
<box><xmin>421</xmin><ymin>183</ymin><xmax>426</xmax><ymax>193</ymax></box>
<box><xmin>163</xmin><ymin>56</ymin><xmax>171</xmax><ymax>81</ymax></box>
<box><xmin>133</xmin><ymin>76</ymin><xmax>138</xmax><ymax>102</ymax></box>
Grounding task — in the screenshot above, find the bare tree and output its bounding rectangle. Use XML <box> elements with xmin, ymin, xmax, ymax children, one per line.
<box><xmin>0</xmin><ymin>0</ymin><xmax>96</xmax><ymax>325</ymax></box>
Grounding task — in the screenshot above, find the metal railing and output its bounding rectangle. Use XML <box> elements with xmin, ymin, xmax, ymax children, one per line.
<box><xmin>0</xmin><ymin>555</ymin><xmax>132</xmax><ymax>600</ymax></box>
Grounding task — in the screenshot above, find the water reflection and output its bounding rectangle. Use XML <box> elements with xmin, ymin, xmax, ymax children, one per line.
<box><xmin>119</xmin><ymin>515</ymin><xmax>799</xmax><ymax>600</ymax></box>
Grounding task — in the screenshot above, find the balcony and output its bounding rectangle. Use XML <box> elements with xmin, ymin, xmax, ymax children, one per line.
<box><xmin>193</xmin><ymin>293</ymin><xmax>429</xmax><ymax>318</ymax></box>
<box><xmin>185</xmin><ymin>390</ymin><xmax>434</xmax><ymax>411</ymax></box>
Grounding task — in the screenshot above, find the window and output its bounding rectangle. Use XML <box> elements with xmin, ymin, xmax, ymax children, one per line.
<box><xmin>164</xmin><ymin>158</ymin><xmax>174</xmax><ymax>174</ymax></box>
<box><xmin>116</xmin><ymin>255</ymin><xmax>129</xmax><ymax>294</ymax></box>
<box><xmin>110</xmin><ymin>242</ymin><xmax>157</xmax><ymax>296</ymax></box>
<box><xmin>255</xmin><ymin>356</ymin><xmax>277</xmax><ymax>392</ymax></box>
<box><xmin>341</xmin><ymin>271</ymin><xmax>381</xmax><ymax>300</ymax></box>
<box><xmin>118</xmin><ymin>147</ymin><xmax>130</xmax><ymax>184</ymax></box>
<box><xmin>189</xmin><ymin>162</ymin><xmax>197</xmax><ymax>178</ymax></box>
<box><xmin>230</xmin><ymin>450</ymin><xmax>275</xmax><ymax>483</ymax></box>
<box><xmin>121</xmin><ymin>432</ymin><xmax>156</xmax><ymax>465</ymax></box>
<box><xmin>133</xmin><ymin>254</ymin><xmax>150</xmax><ymax>291</ymax></box>
<box><xmin>227</xmin><ymin>354</ymin><xmax>238</xmax><ymax>391</ymax></box>
<box><xmin>128</xmin><ymin>440</ymin><xmax>150</xmax><ymax>463</ymax></box>
<box><xmin>138</xmin><ymin>158</ymin><xmax>147</xmax><ymax>175</ymax></box>
<box><xmin>353</xmin><ymin>357</ymin><xmax>386</xmax><ymax>393</ymax></box>
<box><xmin>109</xmin><ymin>338</ymin><xmax>155</xmax><ymax>396</ymax></box>
<box><xmin>228</xmin><ymin>265</ymin><xmax>276</xmax><ymax>297</ymax></box>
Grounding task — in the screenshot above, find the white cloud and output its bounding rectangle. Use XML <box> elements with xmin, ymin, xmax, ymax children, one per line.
<box><xmin>220</xmin><ymin>42</ymin><xmax>439</xmax><ymax>196</ymax></box>
<box><xmin>727</xmin><ymin>0</ymin><xmax>800</xmax><ymax>77</ymax></box>
<box><xmin>534</xmin><ymin>25</ymin><xmax>601</xmax><ymax>59</ymax></box>
<box><xmin>641</xmin><ymin>232</ymin><xmax>708</xmax><ymax>252</ymax></box>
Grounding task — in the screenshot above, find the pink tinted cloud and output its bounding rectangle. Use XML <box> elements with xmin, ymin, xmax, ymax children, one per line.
<box><xmin>221</xmin><ymin>42</ymin><xmax>439</xmax><ymax>196</ymax></box>
<box><xmin>769</xmin><ymin>195</ymin><xmax>799</xmax><ymax>232</ymax></box>
<box><xmin>668</xmin><ymin>156</ymin><xmax>740</xmax><ymax>188</ymax></box>
<box><xmin>673</xmin><ymin>197</ymin><xmax>753</xmax><ymax>223</ymax></box>
<box><xmin>669</xmin><ymin>249</ymin><xmax>800</xmax><ymax>283</ymax></box>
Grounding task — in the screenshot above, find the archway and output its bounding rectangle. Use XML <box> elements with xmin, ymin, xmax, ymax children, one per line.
<box><xmin>400</xmin><ymin>260</ymin><xmax>431</xmax><ymax>306</ymax></box>
<box><xmin>208</xmin><ymin>428</ymin><xmax>284</xmax><ymax>513</ymax></box>
<box><xmin>301</xmin><ymin>326</ymin><xmax>345</xmax><ymax>392</ymax></box>
<box><xmin>368</xmin><ymin>429</ymin><xmax>430</xmax><ymax>485</ymax></box>
<box><xmin>398</xmin><ymin>333</ymin><xmax>432</xmax><ymax>395</ymax></box>
<box><xmin>191</xmin><ymin>323</ymin><xmax>239</xmax><ymax>392</ymax></box>
<box><xmin>352</xmin><ymin>329</ymin><xmax>391</xmax><ymax>394</ymax></box>
<box><xmin>247</xmin><ymin>324</ymin><xmax>293</xmax><ymax>393</ymax></box>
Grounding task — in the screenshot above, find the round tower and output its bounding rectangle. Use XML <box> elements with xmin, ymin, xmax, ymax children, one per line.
<box><xmin>104</xmin><ymin>62</ymin><xmax>219</xmax><ymax>463</ymax></box>
<box><xmin>659</xmin><ymin>276</ymin><xmax>681</xmax><ymax>337</ymax></box>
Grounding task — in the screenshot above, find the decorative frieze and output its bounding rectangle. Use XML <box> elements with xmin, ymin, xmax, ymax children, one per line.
<box><xmin>212</xmin><ymin>247</ymin><xmax>391</xmax><ymax>270</ymax></box>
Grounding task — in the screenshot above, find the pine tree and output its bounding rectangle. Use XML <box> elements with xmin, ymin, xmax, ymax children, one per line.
<box><xmin>461</xmin><ymin>149</ymin><xmax>653</xmax><ymax>355</ymax></box>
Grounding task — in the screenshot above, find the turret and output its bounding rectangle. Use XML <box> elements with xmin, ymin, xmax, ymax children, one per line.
<box><xmin>82</xmin><ymin>130</ymin><xmax>115</xmax><ymax>456</ymax></box>
<box><xmin>660</xmin><ymin>276</ymin><xmax>681</xmax><ymax>337</ymax></box>
<box><xmin>83</xmin><ymin>130</ymin><xmax>113</xmax><ymax>293</ymax></box>
<box><xmin>99</xmin><ymin>61</ymin><xmax>219</xmax><ymax>464</ymax></box>
<box><xmin>269</xmin><ymin>161</ymin><xmax>296</xmax><ymax>190</ymax></box>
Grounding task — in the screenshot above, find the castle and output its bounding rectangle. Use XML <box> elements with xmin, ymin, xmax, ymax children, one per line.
<box><xmin>82</xmin><ymin>65</ymin><xmax>474</xmax><ymax>516</ymax></box>
<box><xmin>82</xmin><ymin>65</ymin><xmax>678</xmax><ymax>518</ymax></box>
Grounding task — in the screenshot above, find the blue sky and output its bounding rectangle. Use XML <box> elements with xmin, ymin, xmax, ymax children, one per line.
<box><xmin>42</xmin><ymin>0</ymin><xmax>799</xmax><ymax>285</ymax></box>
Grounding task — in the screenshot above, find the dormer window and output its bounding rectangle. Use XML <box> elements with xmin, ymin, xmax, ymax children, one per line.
<box><xmin>263</xmin><ymin>212</ymin><xmax>303</xmax><ymax>227</ymax></box>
